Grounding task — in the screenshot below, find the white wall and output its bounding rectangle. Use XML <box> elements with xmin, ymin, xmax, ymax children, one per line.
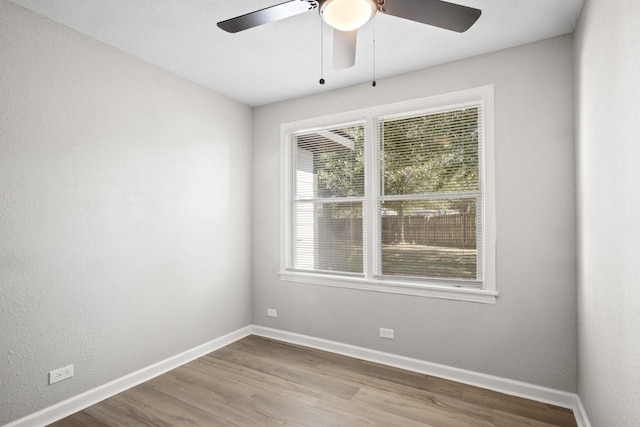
<box><xmin>575</xmin><ymin>0</ymin><xmax>640</xmax><ymax>425</ymax></box>
<box><xmin>253</xmin><ymin>35</ymin><xmax>577</xmax><ymax>391</ymax></box>
<box><xmin>0</xmin><ymin>1</ymin><xmax>252</xmax><ymax>424</ymax></box>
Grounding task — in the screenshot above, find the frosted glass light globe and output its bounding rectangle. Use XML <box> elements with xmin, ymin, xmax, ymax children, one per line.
<box><xmin>321</xmin><ymin>0</ymin><xmax>377</xmax><ymax>31</ymax></box>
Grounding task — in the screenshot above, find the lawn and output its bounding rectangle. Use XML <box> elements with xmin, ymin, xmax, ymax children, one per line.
<box><xmin>381</xmin><ymin>243</ymin><xmax>477</xmax><ymax>280</ymax></box>
<box><xmin>317</xmin><ymin>242</ymin><xmax>477</xmax><ymax>280</ymax></box>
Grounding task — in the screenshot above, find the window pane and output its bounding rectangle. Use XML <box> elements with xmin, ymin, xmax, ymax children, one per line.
<box><xmin>380</xmin><ymin>199</ymin><xmax>478</xmax><ymax>280</ymax></box>
<box><xmin>294</xmin><ymin>124</ymin><xmax>365</xmax><ymax>199</ymax></box>
<box><xmin>381</xmin><ymin>107</ymin><xmax>479</xmax><ymax>196</ymax></box>
<box><xmin>292</xmin><ymin>202</ymin><xmax>363</xmax><ymax>274</ymax></box>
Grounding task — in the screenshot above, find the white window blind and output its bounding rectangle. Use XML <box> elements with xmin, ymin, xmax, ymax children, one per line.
<box><xmin>288</xmin><ymin>122</ymin><xmax>366</xmax><ymax>275</ymax></box>
<box><xmin>376</xmin><ymin>103</ymin><xmax>483</xmax><ymax>285</ymax></box>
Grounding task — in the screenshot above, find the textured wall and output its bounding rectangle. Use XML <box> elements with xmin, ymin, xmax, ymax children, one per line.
<box><xmin>253</xmin><ymin>35</ymin><xmax>577</xmax><ymax>392</ymax></box>
<box><xmin>575</xmin><ymin>0</ymin><xmax>640</xmax><ymax>425</ymax></box>
<box><xmin>0</xmin><ymin>1</ymin><xmax>252</xmax><ymax>424</ymax></box>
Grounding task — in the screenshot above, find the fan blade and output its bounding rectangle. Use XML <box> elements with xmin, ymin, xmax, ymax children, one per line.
<box><xmin>217</xmin><ymin>1</ymin><xmax>317</xmax><ymax>33</ymax></box>
<box><xmin>382</xmin><ymin>0</ymin><xmax>481</xmax><ymax>33</ymax></box>
<box><xmin>333</xmin><ymin>30</ymin><xmax>357</xmax><ymax>69</ymax></box>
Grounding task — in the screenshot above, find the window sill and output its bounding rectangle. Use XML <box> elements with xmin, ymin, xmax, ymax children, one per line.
<box><xmin>278</xmin><ymin>271</ymin><xmax>497</xmax><ymax>304</ymax></box>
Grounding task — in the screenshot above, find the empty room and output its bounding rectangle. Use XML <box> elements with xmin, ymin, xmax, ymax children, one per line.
<box><xmin>1</xmin><ymin>0</ymin><xmax>638</xmax><ymax>426</ymax></box>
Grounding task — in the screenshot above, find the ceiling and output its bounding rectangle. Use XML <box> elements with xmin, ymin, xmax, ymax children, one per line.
<box><xmin>10</xmin><ymin>0</ymin><xmax>585</xmax><ymax>106</ymax></box>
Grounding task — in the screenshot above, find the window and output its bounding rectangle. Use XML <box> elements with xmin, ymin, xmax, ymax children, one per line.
<box><xmin>281</xmin><ymin>86</ymin><xmax>496</xmax><ymax>303</ymax></box>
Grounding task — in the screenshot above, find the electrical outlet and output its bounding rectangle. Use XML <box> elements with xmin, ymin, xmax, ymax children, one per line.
<box><xmin>49</xmin><ymin>364</ymin><xmax>74</xmax><ymax>385</ymax></box>
<box><xmin>379</xmin><ymin>328</ymin><xmax>394</xmax><ymax>339</ymax></box>
<box><xmin>267</xmin><ymin>308</ymin><xmax>278</xmax><ymax>317</ymax></box>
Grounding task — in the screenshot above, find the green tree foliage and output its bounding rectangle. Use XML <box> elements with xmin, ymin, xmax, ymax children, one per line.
<box><xmin>310</xmin><ymin>107</ymin><xmax>479</xmax><ymax>242</ymax></box>
<box><xmin>382</xmin><ymin>107</ymin><xmax>479</xmax><ymax>197</ymax></box>
<box><xmin>316</xmin><ymin>126</ymin><xmax>365</xmax><ymax>198</ymax></box>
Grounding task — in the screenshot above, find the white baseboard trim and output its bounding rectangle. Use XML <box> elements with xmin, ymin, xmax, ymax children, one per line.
<box><xmin>251</xmin><ymin>325</ymin><xmax>592</xmax><ymax>427</ymax></box>
<box><xmin>573</xmin><ymin>396</ymin><xmax>593</xmax><ymax>427</ymax></box>
<box><xmin>6</xmin><ymin>326</ymin><xmax>253</xmax><ymax>427</ymax></box>
<box><xmin>7</xmin><ymin>325</ymin><xmax>592</xmax><ymax>427</ymax></box>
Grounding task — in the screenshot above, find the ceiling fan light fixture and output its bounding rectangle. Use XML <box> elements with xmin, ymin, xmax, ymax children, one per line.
<box><xmin>320</xmin><ymin>0</ymin><xmax>377</xmax><ymax>31</ymax></box>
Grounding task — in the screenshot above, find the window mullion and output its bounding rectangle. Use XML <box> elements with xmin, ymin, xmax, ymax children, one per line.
<box><xmin>364</xmin><ymin>114</ymin><xmax>379</xmax><ymax>280</ymax></box>
<box><xmin>379</xmin><ymin>191</ymin><xmax>481</xmax><ymax>202</ymax></box>
<box><xmin>295</xmin><ymin>196</ymin><xmax>366</xmax><ymax>203</ymax></box>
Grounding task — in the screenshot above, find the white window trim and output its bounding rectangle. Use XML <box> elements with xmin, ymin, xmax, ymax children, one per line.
<box><xmin>280</xmin><ymin>86</ymin><xmax>497</xmax><ymax>304</ymax></box>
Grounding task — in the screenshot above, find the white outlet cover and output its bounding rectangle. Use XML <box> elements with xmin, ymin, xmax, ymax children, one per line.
<box><xmin>49</xmin><ymin>364</ymin><xmax>74</xmax><ymax>384</ymax></box>
<box><xmin>267</xmin><ymin>308</ymin><xmax>277</xmax><ymax>317</ymax></box>
<box><xmin>379</xmin><ymin>328</ymin><xmax>395</xmax><ymax>339</ymax></box>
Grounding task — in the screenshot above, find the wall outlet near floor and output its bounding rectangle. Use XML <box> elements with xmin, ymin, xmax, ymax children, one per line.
<box><xmin>49</xmin><ymin>364</ymin><xmax>74</xmax><ymax>385</ymax></box>
<box><xmin>267</xmin><ymin>308</ymin><xmax>278</xmax><ymax>318</ymax></box>
<box><xmin>379</xmin><ymin>328</ymin><xmax>394</xmax><ymax>339</ymax></box>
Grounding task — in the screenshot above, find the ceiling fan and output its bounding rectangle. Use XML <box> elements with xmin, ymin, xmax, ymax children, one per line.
<box><xmin>217</xmin><ymin>0</ymin><xmax>481</xmax><ymax>70</ymax></box>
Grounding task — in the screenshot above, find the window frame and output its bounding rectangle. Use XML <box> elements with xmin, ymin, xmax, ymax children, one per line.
<box><xmin>280</xmin><ymin>86</ymin><xmax>496</xmax><ymax>303</ymax></box>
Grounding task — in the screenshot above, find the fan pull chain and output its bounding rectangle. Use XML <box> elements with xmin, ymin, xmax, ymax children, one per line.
<box><xmin>319</xmin><ymin>20</ymin><xmax>325</xmax><ymax>85</ymax></box>
<box><xmin>372</xmin><ymin>16</ymin><xmax>377</xmax><ymax>87</ymax></box>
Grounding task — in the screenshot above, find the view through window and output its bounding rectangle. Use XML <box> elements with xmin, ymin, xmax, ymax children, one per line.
<box><xmin>282</xmin><ymin>87</ymin><xmax>495</xmax><ymax>299</ymax></box>
<box><xmin>378</xmin><ymin>107</ymin><xmax>482</xmax><ymax>282</ymax></box>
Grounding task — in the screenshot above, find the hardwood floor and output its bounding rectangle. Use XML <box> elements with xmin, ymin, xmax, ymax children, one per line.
<box><xmin>49</xmin><ymin>336</ymin><xmax>577</xmax><ymax>426</ymax></box>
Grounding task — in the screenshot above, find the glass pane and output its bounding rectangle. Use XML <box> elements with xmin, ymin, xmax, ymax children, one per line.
<box><xmin>293</xmin><ymin>202</ymin><xmax>363</xmax><ymax>274</ymax></box>
<box><xmin>294</xmin><ymin>125</ymin><xmax>365</xmax><ymax>199</ymax></box>
<box><xmin>380</xmin><ymin>199</ymin><xmax>478</xmax><ymax>280</ymax></box>
<box><xmin>381</xmin><ymin>107</ymin><xmax>479</xmax><ymax>196</ymax></box>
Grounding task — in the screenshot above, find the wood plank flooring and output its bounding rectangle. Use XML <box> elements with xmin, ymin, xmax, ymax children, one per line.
<box><xmin>49</xmin><ymin>335</ymin><xmax>577</xmax><ymax>426</ymax></box>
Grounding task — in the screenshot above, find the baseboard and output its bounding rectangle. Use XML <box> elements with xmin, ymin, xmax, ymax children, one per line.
<box><xmin>573</xmin><ymin>396</ymin><xmax>593</xmax><ymax>427</ymax></box>
<box><xmin>7</xmin><ymin>324</ymin><xmax>592</xmax><ymax>427</ymax></box>
<box><xmin>5</xmin><ymin>326</ymin><xmax>253</xmax><ymax>427</ymax></box>
<box><xmin>251</xmin><ymin>325</ymin><xmax>592</xmax><ymax>427</ymax></box>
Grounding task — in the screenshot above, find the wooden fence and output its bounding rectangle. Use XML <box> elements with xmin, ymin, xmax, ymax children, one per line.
<box><xmin>317</xmin><ymin>212</ymin><xmax>477</xmax><ymax>249</ymax></box>
<box><xmin>381</xmin><ymin>213</ymin><xmax>476</xmax><ymax>248</ymax></box>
